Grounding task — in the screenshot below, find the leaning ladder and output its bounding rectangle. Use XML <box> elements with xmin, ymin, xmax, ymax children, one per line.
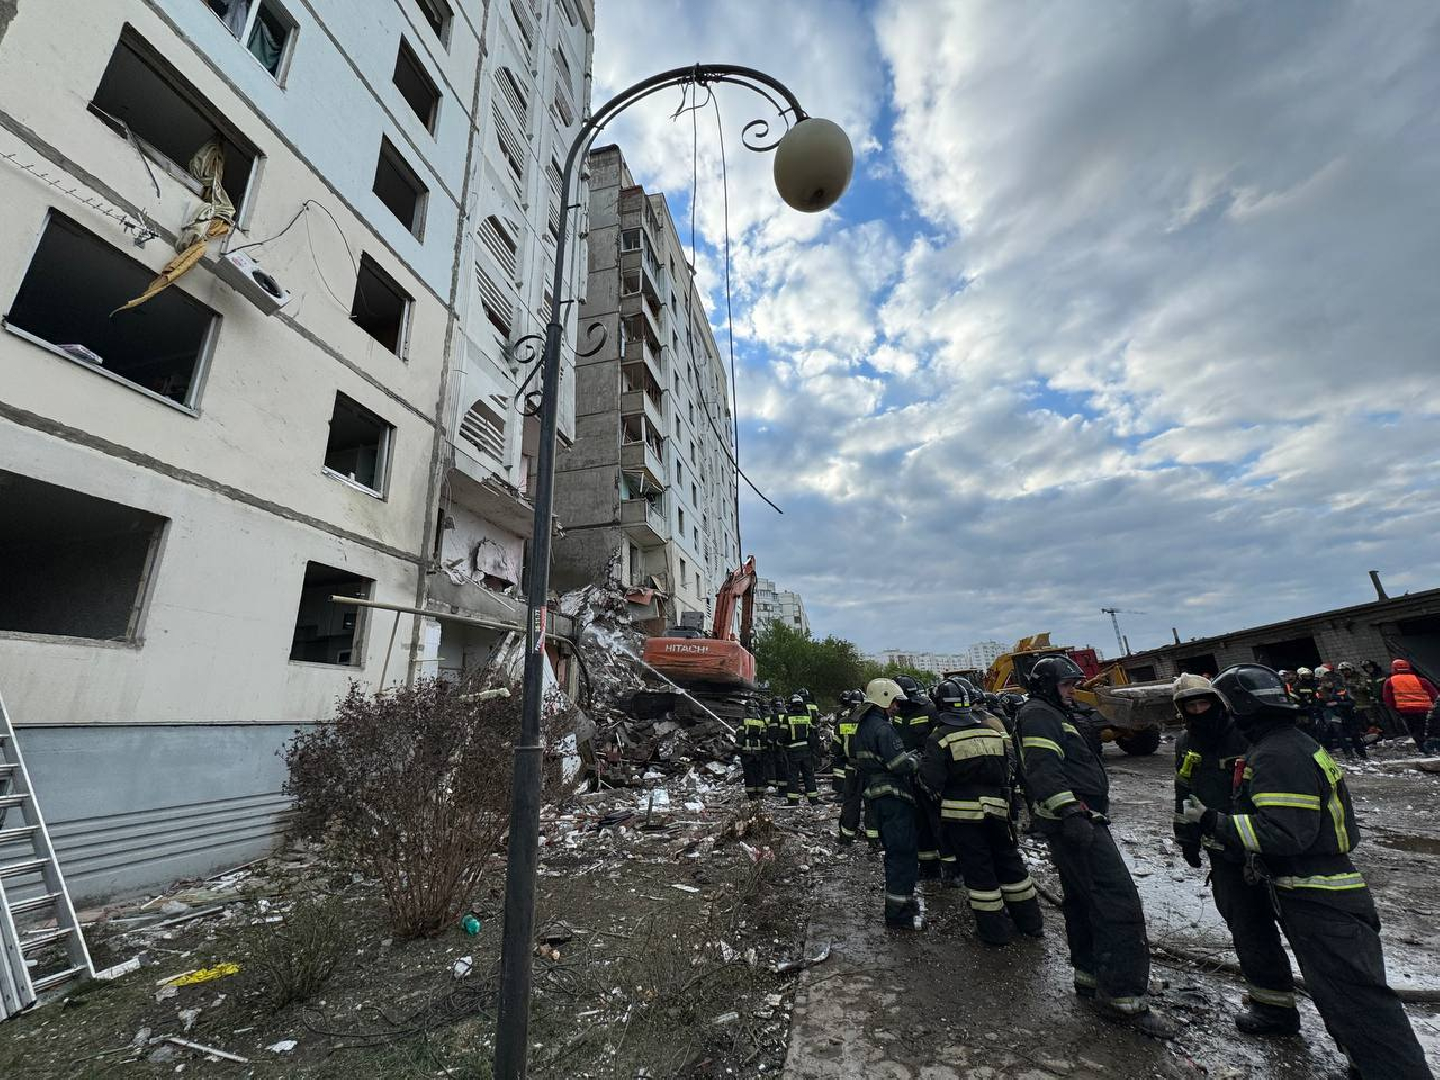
<box><xmin>0</xmin><ymin>691</ymin><xmax>92</xmax><ymax>1019</ymax></box>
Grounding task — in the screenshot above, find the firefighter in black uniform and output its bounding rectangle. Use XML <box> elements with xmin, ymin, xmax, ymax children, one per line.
<box><xmin>852</xmin><ymin>678</ymin><xmax>923</xmax><ymax>928</ymax></box>
<box><xmin>1017</xmin><ymin>655</ymin><xmax>1177</xmax><ymax>1039</ymax></box>
<box><xmin>766</xmin><ymin>696</ymin><xmax>790</xmax><ymax>802</ymax></box>
<box><xmin>783</xmin><ymin>694</ymin><xmax>822</xmax><ymax>806</ymax></box>
<box><xmin>833</xmin><ymin>690</ymin><xmax>865</xmax><ymax>837</ymax></box>
<box><xmin>738</xmin><ymin>697</ymin><xmax>768</xmax><ymax>801</ymax></box>
<box><xmin>921</xmin><ymin>679</ymin><xmax>1043</xmax><ymax>945</ymax></box>
<box><xmin>1171</xmin><ymin>674</ymin><xmax>1298</xmax><ymax>1036</ymax></box>
<box><xmin>892</xmin><ymin>675</ymin><xmax>950</xmax><ymax>882</ymax></box>
<box><xmin>1183</xmin><ymin>664</ymin><xmax>1431</xmax><ymax>1079</ymax></box>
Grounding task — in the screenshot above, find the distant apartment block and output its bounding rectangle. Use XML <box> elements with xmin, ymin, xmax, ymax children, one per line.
<box><xmin>755</xmin><ymin>577</ymin><xmax>810</xmax><ymax>636</ymax></box>
<box><xmin>550</xmin><ymin>144</ymin><xmax>742</xmax><ymax>629</ymax></box>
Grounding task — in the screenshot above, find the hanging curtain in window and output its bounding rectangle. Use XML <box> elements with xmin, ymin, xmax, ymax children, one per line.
<box><xmin>247</xmin><ymin>12</ymin><xmax>284</xmax><ymax>75</ymax></box>
<box><xmin>208</xmin><ymin>0</ymin><xmax>251</xmax><ymax>38</ymax></box>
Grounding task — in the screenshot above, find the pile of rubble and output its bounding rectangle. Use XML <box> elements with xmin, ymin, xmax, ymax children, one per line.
<box><xmin>559</xmin><ymin>582</ymin><xmax>740</xmax><ymax>782</ymax></box>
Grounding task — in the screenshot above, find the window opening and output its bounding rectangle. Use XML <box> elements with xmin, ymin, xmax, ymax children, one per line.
<box><xmin>0</xmin><ymin>471</ymin><xmax>166</xmax><ymax>642</ymax></box>
<box><xmin>351</xmin><ymin>252</ymin><xmax>411</xmax><ymax>355</ymax></box>
<box><xmin>6</xmin><ymin>214</ymin><xmax>216</xmax><ymax>406</ymax></box>
<box><xmin>622</xmin><ymin>272</ymin><xmax>640</xmax><ymax>295</ymax></box>
<box><xmin>393</xmin><ymin>38</ymin><xmax>440</xmax><ymax>133</ymax></box>
<box><xmin>290</xmin><ymin>562</ymin><xmax>372</xmax><ymax>665</ymax></box>
<box><xmin>324</xmin><ymin>392</ymin><xmax>393</xmax><ymax>494</ymax></box>
<box><xmin>621</xmin><ymin>228</ymin><xmax>641</xmax><ymax>252</ymax></box>
<box><xmin>92</xmin><ymin>31</ymin><xmax>258</xmax><ymax>206</ymax></box>
<box><xmin>411</xmin><ymin>0</ymin><xmax>452</xmax><ymax>44</ymax></box>
<box><xmin>373</xmin><ymin>137</ymin><xmax>427</xmax><ymax>237</ymax></box>
<box><xmin>204</xmin><ymin>1</ymin><xmax>295</xmax><ymax>78</ymax></box>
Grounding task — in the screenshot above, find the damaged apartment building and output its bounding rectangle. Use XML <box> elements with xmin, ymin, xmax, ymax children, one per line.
<box><xmin>550</xmin><ymin>145</ymin><xmax>743</xmax><ymax>632</ymax></box>
<box><xmin>0</xmin><ymin>0</ymin><xmax>593</xmax><ymax>901</ymax></box>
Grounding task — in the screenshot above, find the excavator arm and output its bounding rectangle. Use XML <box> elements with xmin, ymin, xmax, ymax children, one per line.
<box><xmin>710</xmin><ymin>555</ymin><xmax>758</xmax><ymax>645</ymax></box>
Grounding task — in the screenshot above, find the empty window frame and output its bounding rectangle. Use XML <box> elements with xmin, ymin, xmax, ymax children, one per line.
<box><xmin>621</xmin><ymin>228</ymin><xmax>641</xmax><ymax>252</ymax></box>
<box><xmin>91</xmin><ymin>31</ymin><xmax>259</xmax><ymax>208</ymax></box>
<box><xmin>372</xmin><ymin>137</ymin><xmax>428</xmax><ymax>238</ymax></box>
<box><xmin>290</xmin><ymin>562</ymin><xmax>372</xmax><ymax>665</ymax></box>
<box><xmin>351</xmin><ymin>253</ymin><xmax>412</xmax><ymax>355</ymax></box>
<box><xmin>323</xmin><ymin>392</ymin><xmax>393</xmax><ymax>494</ymax></box>
<box><xmin>0</xmin><ymin>471</ymin><xmax>166</xmax><ymax>642</ymax></box>
<box><xmin>6</xmin><ymin>214</ymin><xmax>217</xmax><ymax>407</ymax></box>
<box><xmin>622</xmin><ymin>271</ymin><xmax>640</xmax><ymax>295</ymax></box>
<box><xmin>205</xmin><ymin>0</ymin><xmax>295</xmax><ymax>80</ymax></box>
<box><xmin>393</xmin><ymin>38</ymin><xmax>441</xmax><ymax>133</ymax></box>
<box><xmin>412</xmin><ymin>0</ymin><xmax>452</xmax><ymax>44</ymax></box>
<box><xmin>678</xmin><ymin>558</ymin><xmax>687</xmax><ymax>591</ymax></box>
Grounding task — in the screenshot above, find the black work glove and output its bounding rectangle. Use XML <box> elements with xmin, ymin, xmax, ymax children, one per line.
<box><xmin>1181</xmin><ymin>845</ymin><xmax>1203</xmax><ymax>869</ymax></box>
<box><xmin>1061</xmin><ymin>812</ymin><xmax>1094</xmax><ymax>849</ymax></box>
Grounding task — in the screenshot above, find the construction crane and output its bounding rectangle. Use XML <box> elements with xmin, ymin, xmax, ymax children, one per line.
<box><xmin>1100</xmin><ymin>607</ymin><xmax>1145</xmax><ymax>657</ymax></box>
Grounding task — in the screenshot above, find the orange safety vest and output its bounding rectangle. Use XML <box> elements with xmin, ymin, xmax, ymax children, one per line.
<box><xmin>1389</xmin><ymin>673</ymin><xmax>1434</xmax><ymax>714</ymax></box>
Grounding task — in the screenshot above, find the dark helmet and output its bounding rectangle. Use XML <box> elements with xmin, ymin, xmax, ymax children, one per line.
<box><xmin>1213</xmin><ymin>664</ymin><xmax>1296</xmax><ymax>720</ymax></box>
<box><xmin>770</xmin><ymin>695</ymin><xmax>785</xmax><ymax>709</ymax></box>
<box><xmin>789</xmin><ymin>694</ymin><xmax>805</xmax><ymax>709</ymax></box>
<box><xmin>1027</xmin><ymin>655</ymin><xmax>1086</xmax><ymax>706</ymax></box>
<box><xmin>930</xmin><ymin>678</ymin><xmax>971</xmax><ymax>710</ymax></box>
<box><xmin>797</xmin><ymin>687</ymin><xmax>813</xmax><ymax>702</ymax></box>
<box><xmin>892</xmin><ymin>674</ymin><xmax>924</xmax><ymax>701</ymax></box>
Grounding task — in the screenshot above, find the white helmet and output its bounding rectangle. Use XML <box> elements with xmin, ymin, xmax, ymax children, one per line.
<box><xmin>864</xmin><ymin>678</ymin><xmax>907</xmax><ymax>709</ymax></box>
<box><xmin>1296</xmin><ymin>667</ymin><xmax>1313</xmax><ymax>677</ymax></box>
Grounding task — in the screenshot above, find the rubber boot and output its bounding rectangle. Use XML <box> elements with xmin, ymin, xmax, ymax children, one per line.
<box><xmin>884</xmin><ymin>897</ymin><xmax>923</xmax><ymax>931</ymax></box>
<box><xmin>1096</xmin><ymin>1003</ymin><xmax>1179</xmax><ymax>1040</ymax></box>
<box><xmin>974</xmin><ymin>910</ymin><xmax>1014</xmax><ymax>947</ymax></box>
<box><xmin>1007</xmin><ymin>897</ymin><xmax>1044</xmax><ymax>938</ymax></box>
<box><xmin>1234</xmin><ymin>1002</ymin><xmax>1301</xmax><ymax>1037</ymax></box>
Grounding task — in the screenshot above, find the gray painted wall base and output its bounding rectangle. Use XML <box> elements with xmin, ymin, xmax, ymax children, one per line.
<box><xmin>17</xmin><ymin>723</ymin><xmax>309</xmax><ymax>905</ymax></box>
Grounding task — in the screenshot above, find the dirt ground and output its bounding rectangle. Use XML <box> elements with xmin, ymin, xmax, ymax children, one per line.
<box><xmin>0</xmin><ymin>768</ymin><xmax>826</xmax><ymax>1078</ymax></box>
<box><xmin>785</xmin><ymin>736</ymin><xmax>1440</xmax><ymax>1079</ymax></box>
<box><xmin>3</xmin><ymin>738</ymin><xmax>1439</xmax><ymax>1078</ymax></box>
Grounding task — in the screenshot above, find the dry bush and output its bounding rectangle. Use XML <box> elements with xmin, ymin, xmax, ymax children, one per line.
<box><xmin>284</xmin><ymin>678</ymin><xmax>516</xmax><ymax>938</ymax></box>
<box><xmin>240</xmin><ymin>895</ymin><xmax>348</xmax><ymax>1010</ymax></box>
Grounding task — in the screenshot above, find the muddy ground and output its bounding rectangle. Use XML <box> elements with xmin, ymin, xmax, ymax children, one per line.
<box><xmin>786</xmin><ymin>736</ymin><xmax>1440</xmax><ymax>1079</ymax></box>
<box><xmin>3</xmin><ymin>739</ymin><xmax>1438</xmax><ymax>1078</ymax></box>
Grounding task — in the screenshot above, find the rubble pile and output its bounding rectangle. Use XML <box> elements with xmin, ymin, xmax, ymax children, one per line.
<box><xmin>560</xmin><ymin>582</ymin><xmax>741</xmax><ymax>781</ymax></box>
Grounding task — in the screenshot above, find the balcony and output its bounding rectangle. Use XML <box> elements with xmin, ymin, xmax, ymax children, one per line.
<box><xmin>620</xmin><ymin>418</ymin><xmax>667</xmax><ymax>489</ymax></box>
<box><xmin>619</xmin><ymin>292</ymin><xmax>661</xmax><ymax>346</ymax></box>
<box><xmin>620</xmin><ymin>496</ymin><xmax>668</xmax><ymax>547</ymax></box>
<box><xmin>621</xmin><ymin>360</ymin><xmax>665</xmax><ymax>429</ymax></box>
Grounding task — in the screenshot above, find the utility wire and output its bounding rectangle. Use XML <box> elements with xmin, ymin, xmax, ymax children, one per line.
<box><xmin>710</xmin><ymin>92</ymin><xmax>746</xmax><ymax>554</ymax></box>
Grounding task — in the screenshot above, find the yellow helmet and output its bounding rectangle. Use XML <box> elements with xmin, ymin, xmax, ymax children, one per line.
<box><xmin>864</xmin><ymin>678</ymin><xmax>907</xmax><ymax>708</ymax></box>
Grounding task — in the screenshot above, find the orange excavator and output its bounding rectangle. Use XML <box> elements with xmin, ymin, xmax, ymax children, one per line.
<box><xmin>630</xmin><ymin>556</ymin><xmax>759</xmax><ymax>721</ymax></box>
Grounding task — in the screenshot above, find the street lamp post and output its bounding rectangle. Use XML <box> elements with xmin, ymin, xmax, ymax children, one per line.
<box><xmin>494</xmin><ymin>64</ymin><xmax>852</xmax><ymax>1079</ymax></box>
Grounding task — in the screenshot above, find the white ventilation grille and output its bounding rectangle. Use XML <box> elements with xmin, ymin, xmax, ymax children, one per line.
<box><xmin>478</xmin><ymin>215</ymin><xmax>518</xmax><ymax>280</ymax></box>
<box><xmin>461</xmin><ymin>398</ymin><xmax>507</xmax><ymax>462</ymax></box>
<box><xmin>476</xmin><ymin>263</ymin><xmax>513</xmax><ymax>338</ymax></box>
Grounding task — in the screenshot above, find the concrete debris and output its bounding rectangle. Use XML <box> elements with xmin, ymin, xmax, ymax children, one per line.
<box><xmin>163</xmin><ymin>1036</ymin><xmax>249</xmax><ymax>1064</ymax></box>
<box><xmin>94</xmin><ymin>956</ymin><xmax>141</xmax><ymax>981</ymax></box>
<box><xmin>178</xmin><ymin>1008</ymin><xmax>201</xmax><ymax>1032</ymax></box>
<box><xmin>452</xmin><ymin>955</ymin><xmax>474</xmax><ymax>978</ymax></box>
<box><xmin>775</xmin><ymin>941</ymin><xmax>832</xmax><ymax>975</ymax></box>
<box><xmin>266</xmin><ymin>1038</ymin><xmax>298</xmax><ymax>1053</ymax></box>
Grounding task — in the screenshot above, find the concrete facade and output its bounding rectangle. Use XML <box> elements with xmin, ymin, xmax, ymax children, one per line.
<box><xmin>0</xmin><ymin>0</ymin><xmax>593</xmax><ymax>901</ymax></box>
<box><xmin>755</xmin><ymin>577</ymin><xmax>809</xmax><ymax>637</ymax></box>
<box><xmin>1118</xmin><ymin>586</ymin><xmax>1440</xmax><ymax>683</ymax></box>
<box><xmin>551</xmin><ymin>144</ymin><xmax>742</xmax><ymax>629</ymax></box>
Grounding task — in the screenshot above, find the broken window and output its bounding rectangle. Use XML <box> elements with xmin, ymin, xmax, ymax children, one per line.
<box><xmin>324</xmin><ymin>392</ymin><xmax>393</xmax><ymax>494</ymax></box>
<box><xmin>373</xmin><ymin>137</ymin><xmax>427</xmax><ymax>237</ymax></box>
<box><xmin>6</xmin><ymin>214</ymin><xmax>216</xmax><ymax>406</ymax></box>
<box><xmin>393</xmin><ymin>38</ymin><xmax>440</xmax><ymax>133</ymax></box>
<box><xmin>677</xmin><ymin>507</ymin><xmax>685</xmax><ymax>535</ymax></box>
<box><xmin>290</xmin><ymin>562</ymin><xmax>372</xmax><ymax>665</ymax></box>
<box><xmin>412</xmin><ymin>0</ymin><xmax>452</xmax><ymax>44</ymax></box>
<box><xmin>205</xmin><ymin>1</ymin><xmax>295</xmax><ymax>78</ymax></box>
<box><xmin>621</xmin><ymin>228</ymin><xmax>641</xmax><ymax>252</ymax></box>
<box><xmin>678</xmin><ymin>558</ymin><xmax>687</xmax><ymax>591</ymax></box>
<box><xmin>622</xmin><ymin>272</ymin><xmax>640</xmax><ymax>295</ymax></box>
<box><xmin>0</xmin><ymin>471</ymin><xmax>166</xmax><ymax>642</ymax></box>
<box><xmin>351</xmin><ymin>253</ymin><xmax>411</xmax><ymax>355</ymax></box>
<box><xmin>92</xmin><ymin>30</ymin><xmax>258</xmax><ymax>206</ymax></box>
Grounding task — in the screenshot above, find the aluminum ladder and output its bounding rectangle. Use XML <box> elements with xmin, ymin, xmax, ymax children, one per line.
<box><xmin>0</xmin><ymin>691</ymin><xmax>92</xmax><ymax>1020</ymax></box>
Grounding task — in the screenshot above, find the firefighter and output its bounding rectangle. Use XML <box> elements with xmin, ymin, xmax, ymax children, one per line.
<box><xmin>1183</xmin><ymin>664</ymin><xmax>1431</xmax><ymax>1079</ymax></box>
<box><xmin>1171</xmin><ymin>674</ymin><xmax>1299</xmax><ymax>1037</ymax></box>
<box><xmin>1381</xmin><ymin>659</ymin><xmax>1439</xmax><ymax>751</ymax></box>
<box><xmin>920</xmin><ymin>679</ymin><xmax>1042</xmax><ymax>945</ymax></box>
<box><xmin>851</xmin><ymin>678</ymin><xmax>923</xmax><ymax>929</ymax></box>
<box><xmin>1016</xmin><ymin>655</ymin><xmax>1176</xmax><ymax>1039</ymax></box>
<box><xmin>1292</xmin><ymin>667</ymin><xmax>1321</xmax><ymax>736</ymax></box>
<box><xmin>767</xmin><ymin>696</ymin><xmax>790</xmax><ymax>802</ymax></box>
<box><xmin>784</xmin><ymin>694</ymin><xmax>822</xmax><ymax>806</ymax></box>
<box><xmin>1321</xmin><ymin>671</ymin><xmax>1367</xmax><ymax>762</ymax></box>
<box><xmin>892</xmin><ymin>675</ymin><xmax>950</xmax><ymax>882</ymax></box>
<box><xmin>832</xmin><ymin>689</ymin><xmax>861</xmax><ymax>816</ymax></box>
<box><xmin>738</xmin><ymin>697</ymin><xmax>768</xmax><ymax>801</ymax></box>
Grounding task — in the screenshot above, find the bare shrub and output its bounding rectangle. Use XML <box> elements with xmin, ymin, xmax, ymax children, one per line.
<box><xmin>284</xmin><ymin>678</ymin><xmax>516</xmax><ymax>938</ymax></box>
<box><xmin>240</xmin><ymin>895</ymin><xmax>348</xmax><ymax>1010</ymax></box>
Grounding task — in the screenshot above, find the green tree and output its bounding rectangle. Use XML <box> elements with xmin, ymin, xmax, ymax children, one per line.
<box><xmin>753</xmin><ymin>621</ymin><xmax>869</xmax><ymax>708</ymax></box>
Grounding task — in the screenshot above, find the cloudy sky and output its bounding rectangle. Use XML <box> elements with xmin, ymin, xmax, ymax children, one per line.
<box><xmin>589</xmin><ymin>0</ymin><xmax>1440</xmax><ymax>657</ymax></box>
